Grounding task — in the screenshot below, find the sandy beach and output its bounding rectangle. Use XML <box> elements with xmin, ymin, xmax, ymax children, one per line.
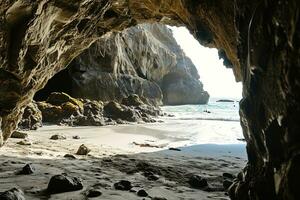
<box><xmin>0</xmin><ymin>119</ymin><xmax>247</xmax><ymax>199</ymax></box>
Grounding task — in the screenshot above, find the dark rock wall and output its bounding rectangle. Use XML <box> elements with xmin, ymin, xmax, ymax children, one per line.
<box><xmin>67</xmin><ymin>23</ymin><xmax>208</xmax><ymax>105</ymax></box>
<box><xmin>0</xmin><ymin>0</ymin><xmax>299</xmax><ymax>199</ymax></box>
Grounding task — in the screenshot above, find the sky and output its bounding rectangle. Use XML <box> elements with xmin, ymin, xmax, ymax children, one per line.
<box><xmin>169</xmin><ymin>26</ymin><xmax>242</xmax><ymax>99</ymax></box>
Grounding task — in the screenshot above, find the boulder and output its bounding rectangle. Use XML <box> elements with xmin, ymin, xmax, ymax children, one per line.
<box><xmin>188</xmin><ymin>175</ymin><xmax>208</xmax><ymax>189</ymax></box>
<box><xmin>114</xmin><ymin>180</ymin><xmax>132</xmax><ymax>191</ymax></box>
<box><xmin>121</xmin><ymin>94</ymin><xmax>144</xmax><ymax>107</ymax></box>
<box><xmin>76</xmin><ymin>144</ymin><xmax>91</xmax><ymax>155</ymax></box>
<box><xmin>50</xmin><ymin>134</ymin><xmax>66</xmax><ymax>140</ymax></box>
<box><xmin>137</xmin><ymin>189</ymin><xmax>148</xmax><ymax>197</ymax></box>
<box><xmin>103</xmin><ymin>101</ymin><xmax>140</xmax><ymax>122</ymax></box>
<box><xmin>17</xmin><ymin>164</ymin><xmax>35</xmax><ymax>175</ymax></box>
<box><xmin>46</xmin><ymin>92</ymin><xmax>83</xmax><ymax>109</ymax></box>
<box><xmin>18</xmin><ymin>102</ymin><xmax>42</xmax><ymax>130</ymax></box>
<box><xmin>47</xmin><ymin>174</ymin><xmax>83</xmax><ymax>194</ymax></box>
<box><xmin>85</xmin><ymin>189</ymin><xmax>102</xmax><ymax>198</ymax></box>
<box><xmin>10</xmin><ymin>131</ymin><xmax>28</xmax><ymax>139</ymax></box>
<box><xmin>0</xmin><ymin>188</ymin><xmax>25</xmax><ymax>200</ymax></box>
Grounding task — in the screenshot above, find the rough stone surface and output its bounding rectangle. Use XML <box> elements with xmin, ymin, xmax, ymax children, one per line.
<box><xmin>188</xmin><ymin>175</ymin><xmax>208</xmax><ymax>189</ymax></box>
<box><xmin>114</xmin><ymin>180</ymin><xmax>132</xmax><ymax>191</ymax></box>
<box><xmin>67</xmin><ymin>23</ymin><xmax>208</xmax><ymax>105</ymax></box>
<box><xmin>49</xmin><ymin>134</ymin><xmax>66</xmax><ymax>140</ymax></box>
<box><xmin>137</xmin><ymin>189</ymin><xmax>148</xmax><ymax>197</ymax></box>
<box><xmin>16</xmin><ymin>139</ymin><xmax>31</xmax><ymax>146</ymax></box>
<box><xmin>0</xmin><ymin>1</ymin><xmax>299</xmax><ymax>200</ymax></box>
<box><xmin>85</xmin><ymin>189</ymin><xmax>102</xmax><ymax>198</ymax></box>
<box><xmin>47</xmin><ymin>174</ymin><xmax>83</xmax><ymax>194</ymax></box>
<box><xmin>34</xmin><ymin>92</ymin><xmax>161</xmax><ymax>126</ymax></box>
<box><xmin>76</xmin><ymin>144</ymin><xmax>91</xmax><ymax>155</ymax></box>
<box><xmin>18</xmin><ymin>163</ymin><xmax>35</xmax><ymax>175</ymax></box>
<box><xmin>10</xmin><ymin>131</ymin><xmax>28</xmax><ymax>139</ymax></box>
<box><xmin>0</xmin><ymin>188</ymin><xmax>25</xmax><ymax>200</ymax></box>
<box><xmin>18</xmin><ymin>102</ymin><xmax>42</xmax><ymax>130</ymax></box>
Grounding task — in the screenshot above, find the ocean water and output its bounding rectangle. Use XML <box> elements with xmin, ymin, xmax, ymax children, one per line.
<box><xmin>161</xmin><ymin>98</ymin><xmax>240</xmax><ymax>122</ymax></box>
<box><xmin>154</xmin><ymin>98</ymin><xmax>245</xmax><ymax>145</ymax></box>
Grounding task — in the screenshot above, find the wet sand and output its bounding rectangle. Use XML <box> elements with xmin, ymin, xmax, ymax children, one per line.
<box><xmin>0</xmin><ymin>122</ymin><xmax>247</xmax><ymax>199</ymax></box>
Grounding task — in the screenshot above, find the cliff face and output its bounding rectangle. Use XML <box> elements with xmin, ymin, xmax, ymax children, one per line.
<box><xmin>0</xmin><ymin>0</ymin><xmax>300</xmax><ymax>199</ymax></box>
<box><xmin>67</xmin><ymin>23</ymin><xmax>209</xmax><ymax>105</ymax></box>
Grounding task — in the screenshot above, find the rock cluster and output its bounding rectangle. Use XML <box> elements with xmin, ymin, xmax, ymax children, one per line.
<box><xmin>20</xmin><ymin>92</ymin><xmax>162</xmax><ymax>129</ymax></box>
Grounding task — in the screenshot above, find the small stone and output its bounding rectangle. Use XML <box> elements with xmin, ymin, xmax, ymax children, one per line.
<box><xmin>11</xmin><ymin>131</ymin><xmax>28</xmax><ymax>139</ymax></box>
<box><xmin>137</xmin><ymin>189</ymin><xmax>148</xmax><ymax>197</ymax></box>
<box><xmin>188</xmin><ymin>175</ymin><xmax>208</xmax><ymax>189</ymax></box>
<box><xmin>72</xmin><ymin>135</ymin><xmax>80</xmax><ymax>139</ymax></box>
<box><xmin>50</xmin><ymin>134</ymin><xmax>66</xmax><ymax>140</ymax></box>
<box><xmin>114</xmin><ymin>180</ymin><xmax>132</xmax><ymax>191</ymax></box>
<box><xmin>152</xmin><ymin>197</ymin><xmax>167</xmax><ymax>200</ymax></box>
<box><xmin>64</xmin><ymin>154</ymin><xmax>77</xmax><ymax>159</ymax></box>
<box><xmin>0</xmin><ymin>188</ymin><xmax>25</xmax><ymax>200</ymax></box>
<box><xmin>143</xmin><ymin>171</ymin><xmax>159</xmax><ymax>181</ymax></box>
<box><xmin>223</xmin><ymin>180</ymin><xmax>233</xmax><ymax>190</ymax></box>
<box><xmin>168</xmin><ymin>147</ymin><xmax>181</xmax><ymax>151</ymax></box>
<box><xmin>86</xmin><ymin>189</ymin><xmax>102</xmax><ymax>197</ymax></box>
<box><xmin>18</xmin><ymin>163</ymin><xmax>35</xmax><ymax>175</ymax></box>
<box><xmin>47</xmin><ymin>174</ymin><xmax>83</xmax><ymax>194</ymax></box>
<box><xmin>76</xmin><ymin>144</ymin><xmax>91</xmax><ymax>155</ymax></box>
<box><xmin>17</xmin><ymin>139</ymin><xmax>32</xmax><ymax>146</ymax></box>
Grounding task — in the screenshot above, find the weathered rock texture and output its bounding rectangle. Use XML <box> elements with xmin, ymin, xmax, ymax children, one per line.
<box><xmin>36</xmin><ymin>92</ymin><xmax>161</xmax><ymax>126</ymax></box>
<box><xmin>66</xmin><ymin>23</ymin><xmax>209</xmax><ymax>105</ymax></box>
<box><xmin>0</xmin><ymin>0</ymin><xmax>299</xmax><ymax>200</ymax></box>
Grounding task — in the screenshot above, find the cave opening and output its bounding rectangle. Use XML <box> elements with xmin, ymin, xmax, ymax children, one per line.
<box><xmin>31</xmin><ymin>23</ymin><xmax>245</xmax><ymax>148</ymax></box>
<box><xmin>34</xmin><ymin>67</ymin><xmax>73</xmax><ymax>101</ymax></box>
<box><xmin>20</xmin><ymin>23</ymin><xmax>246</xmax><ymax>200</ymax></box>
<box><xmin>0</xmin><ymin>1</ymin><xmax>298</xmax><ymax>199</ymax></box>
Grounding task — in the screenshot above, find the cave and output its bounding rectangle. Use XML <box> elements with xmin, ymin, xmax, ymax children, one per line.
<box><xmin>34</xmin><ymin>67</ymin><xmax>73</xmax><ymax>101</ymax></box>
<box><xmin>0</xmin><ymin>0</ymin><xmax>299</xmax><ymax>200</ymax></box>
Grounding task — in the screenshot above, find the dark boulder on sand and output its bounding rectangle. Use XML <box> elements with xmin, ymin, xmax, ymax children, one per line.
<box><xmin>0</xmin><ymin>188</ymin><xmax>25</xmax><ymax>200</ymax></box>
<box><xmin>114</xmin><ymin>180</ymin><xmax>132</xmax><ymax>191</ymax></box>
<box><xmin>76</xmin><ymin>144</ymin><xmax>91</xmax><ymax>155</ymax></box>
<box><xmin>47</xmin><ymin>174</ymin><xmax>83</xmax><ymax>194</ymax></box>
<box><xmin>188</xmin><ymin>175</ymin><xmax>208</xmax><ymax>189</ymax></box>
<box><xmin>17</xmin><ymin>164</ymin><xmax>35</xmax><ymax>175</ymax></box>
<box><xmin>10</xmin><ymin>131</ymin><xmax>28</xmax><ymax>139</ymax></box>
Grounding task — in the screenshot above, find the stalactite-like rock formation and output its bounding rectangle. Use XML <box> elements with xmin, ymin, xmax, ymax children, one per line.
<box><xmin>0</xmin><ymin>0</ymin><xmax>299</xmax><ymax>199</ymax></box>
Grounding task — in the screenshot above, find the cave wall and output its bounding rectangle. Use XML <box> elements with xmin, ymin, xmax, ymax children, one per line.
<box><xmin>0</xmin><ymin>0</ymin><xmax>299</xmax><ymax>199</ymax></box>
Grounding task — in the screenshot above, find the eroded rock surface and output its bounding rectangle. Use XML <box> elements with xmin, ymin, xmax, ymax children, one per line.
<box><xmin>68</xmin><ymin>23</ymin><xmax>209</xmax><ymax>105</ymax></box>
<box><xmin>34</xmin><ymin>92</ymin><xmax>161</xmax><ymax>126</ymax></box>
<box><xmin>0</xmin><ymin>0</ymin><xmax>299</xmax><ymax>200</ymax></box>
